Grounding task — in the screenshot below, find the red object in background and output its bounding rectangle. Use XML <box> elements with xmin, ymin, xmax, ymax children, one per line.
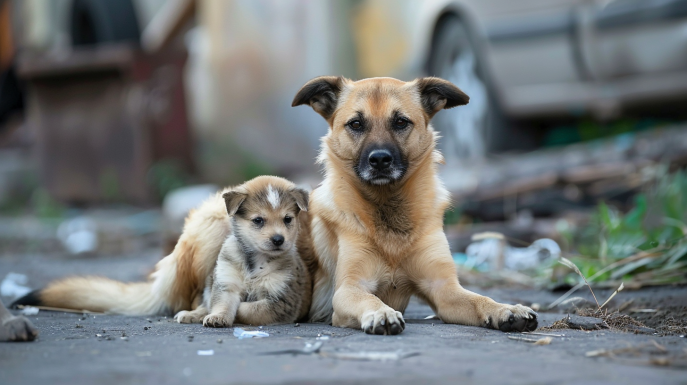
<box><xmin>18</xmin><ymin>44</ymin><xmax>193</xmax><ymax>204</ymax></box>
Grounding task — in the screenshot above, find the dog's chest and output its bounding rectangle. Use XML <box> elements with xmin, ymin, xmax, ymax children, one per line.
<box><xmin>243</xmin><ymin>258</ymin><xmax>290</xmax><ymax>301</ymax></box>
<box><xmin>372</xmin><ymin>195</ymin><xmax>413</xmax><ymax>237</ymax></box>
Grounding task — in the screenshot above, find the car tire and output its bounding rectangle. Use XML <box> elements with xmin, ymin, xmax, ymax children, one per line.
<box><xmin>70</xmin><ymin>0</ymin><xmax>141</xmax><ymax>46</ymax></box>
<box><xmin>427</xmin><ymin>16</ymin><xmax>508</xmax><ymax>162</ymax></box>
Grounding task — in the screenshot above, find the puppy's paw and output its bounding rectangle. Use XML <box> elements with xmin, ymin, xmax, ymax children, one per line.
<box><xmin>203</xmin><ymin>314</ymin><xmax>233</xmax><ymax>328</ymax></box>
<box><xmin>174</xmin><ymin>310</ymin><xmax>203</xmax><ymax>324</ymax></box>
<box><xmin>361</xmin><ymin>307</ymin><xmax>405</xmax><ymax>335</ymax></box>
<box><xmin>1</xmin><ymin>316</ymin><xmax>39</xmax><ymax>342</ymax></box>
<box><xmin>484</xmin><ymin>304</ymin><xmax>537</xmax><ymax>332</ymax></box>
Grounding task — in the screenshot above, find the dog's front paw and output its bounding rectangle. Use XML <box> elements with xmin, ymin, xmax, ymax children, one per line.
<box><xmin>485</xmin><ymin>304</ymin><xmax>537</xmax><ymax>332</ymax></box>
<box><xmin>174</xmin><ymin>310</ymin><xmax>203</xmax><ymax>324</ymax></box>
<box><xmin>361</xmin><ymin>307</ymin><xmax>405</xmax><ymax>335</ymax></box>
<box><xmin>203</xmin><ymin>314</ymin><xmax>233</xmax><ymax>328</ymax></box>
<box><xmin>1</xmin><ymin>316</ymin><xmax>39</xmax><ymax>342</ymax></box>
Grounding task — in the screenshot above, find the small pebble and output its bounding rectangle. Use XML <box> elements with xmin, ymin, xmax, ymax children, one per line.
<box><xmin>294</xmin><ymin>323</ymin><xmax>300</xmax><ymax>327</ymax></box>
<box><xmin>121</xmin><ymin>337</ymin><xmax>129</xmax><ymax>341</ymax></box>
<box><xmin>217</xmin><ymin>339</ymin><xmax>223</xmax><ymax>344</ymax></box>
<box><xmin>75</xmin><ymin>324</ymin><xmax>83</xmax><ymax>329</ymax></box>
<box><xmin>144</xmin><ymin>327</ymin><xmax>149</xmax><ymax>331</ymax></box>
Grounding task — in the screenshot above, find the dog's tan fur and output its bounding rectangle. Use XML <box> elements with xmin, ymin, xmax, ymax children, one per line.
<box><xmin>293</xmin><ymin>76</ymin><xmax>537</xmax><ymax>334</ymax></box>
<box><xmin>13</xmin><ymin>176</ymin><xmax>312</xmax><ymax>323</ymax></box>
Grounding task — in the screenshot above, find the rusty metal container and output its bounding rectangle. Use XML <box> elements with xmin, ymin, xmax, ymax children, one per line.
<box><xmin>18</xmin><ymin>44</ymin><xmax>192</xmax><ymax>204</ymax></box>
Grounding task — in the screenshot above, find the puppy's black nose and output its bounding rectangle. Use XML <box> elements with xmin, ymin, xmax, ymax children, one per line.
<box><xmin>271</xmin><ymin>235</ymin><xmax>284</xmax><ymax>246</ymax></box>
<box><xmin>368</xmin><ymin>150</ymin><xmax>393</xmax><ymax>170</ymax></box>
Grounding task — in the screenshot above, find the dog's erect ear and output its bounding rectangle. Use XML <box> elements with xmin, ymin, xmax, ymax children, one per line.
<box><xmin>222</xmin><ymin>191</ymin><xmax>247</xmax><ymax>216</ymax></box>
<box><xmin>292</xmin><ymin>76</ymin><xmax>345</xmax><ymax>120</ymax></box>
<box><xmin>416</xmin><ymin>77</ymin><xmax>470</xmax><ymax>118</ymax></box>
<box><xmin>290</xmin><ymin>187</ymin><xmax>310</xmax><ymax>213</ymax></box>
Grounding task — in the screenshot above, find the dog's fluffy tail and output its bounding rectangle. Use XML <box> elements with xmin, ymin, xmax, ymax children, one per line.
<box><xmin>11</xmin><ymin>277</ymin><xmax>167</xmax><ymax>315</ymax></box>
<box><xmin>11</xmin><ymin>191</ymin><xmax>232</xmax><ymax>316</ymax></box>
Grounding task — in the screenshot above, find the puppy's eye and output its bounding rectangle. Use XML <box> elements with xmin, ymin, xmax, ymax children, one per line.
<box><xmin>393</xmin><ymin>117</ymin><xmax>409</xmax><ymax>130</ymax></box>
<box><xmin>347</xmin><ymin>120</ymin><xmax>362</xmax><ymax>131</ymax></box>
<box><xmin>284</xmin><ymin>216</ymin><xmax>292</xmax><ymax>224</ymax></box>
<box><xmin>252</xmin><ymin>217</ymin><xmax>264</xmax><ymax>226</ymax></box>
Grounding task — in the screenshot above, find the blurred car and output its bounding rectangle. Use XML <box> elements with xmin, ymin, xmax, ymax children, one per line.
<box><xmin>355</xmin><ymin>0</ymin><xmax>687</xmax><ymax>162</ymax></box>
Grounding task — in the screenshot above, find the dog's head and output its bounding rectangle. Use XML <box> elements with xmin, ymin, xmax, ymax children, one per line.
<box><xmin>223</xmin><ymin>176</ymin><xmax>309</xmax><ymax>256</ymax></box>
<box><xmin>292</xmin><ymin>76</ymin><xmax>468</xmax><ymax>185</ymax></box>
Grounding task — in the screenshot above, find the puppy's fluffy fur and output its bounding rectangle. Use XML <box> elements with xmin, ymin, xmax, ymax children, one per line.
<box><xmin>292</xmin><ymin>76</ymin><xmax>538</xmax><ymax>334</ymax></box>
<box><xmin>12</xmin><ymin>176</ymin><xmax>312</xmax><ymax>324</ymax></box>
<box><xmin>174</xmin><ymin>178</ymin><xmax>308</xmax><ymax>327</ymax></box>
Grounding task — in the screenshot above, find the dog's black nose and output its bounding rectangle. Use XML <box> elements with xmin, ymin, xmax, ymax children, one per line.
<box><xmin>271</xmin><ymin>235</ymin><xmax>284</xmax><ymax>246</ymax></box>
<box><xmin>368</xmin><ymin>150</ymin><xmax>393</xmax><ymax>170</ymax></box>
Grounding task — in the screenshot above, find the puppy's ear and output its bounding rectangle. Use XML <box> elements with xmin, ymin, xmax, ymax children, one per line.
<box><xmin>292</xmin><ymin>76</ymin><xmax>345</xmax><ymax>120</ymax></box>
<box><xmin>222</xmin><ymin>191</ymin><xmax>247</xmax><ymax>216</ymax></box>
<box><xmin>290</xmin><ymin>187</ymin><xmax>310</xmax><ymax>213</ymax></box>
<box><xmin>416</xmin><ymin>77</ymin><xmax>470</xmax><ymax>118</ymax></box>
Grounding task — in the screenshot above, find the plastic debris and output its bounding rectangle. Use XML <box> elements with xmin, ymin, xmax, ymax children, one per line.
<box><xmin>1</xmin><ymin>272</ymin><xmax>31</xmax><ymax>299</ymax></box>
<box><xmin>57</xmin><ymin>217</ymin><xmax>98</xmax><ymax>254</ymax></box>
<box><xmin>261</xmin><ymin>341</ymin><xmax>323</xmax><ymax>356</ymax></box>
<box><xmin>464</xmin><ymin>233</ymin><xmax>561</xmax><ymax>271</ymax></box>
<box><xmin>19</xmin><ymin>306</ymin><xmax>39</xmax><ymax>316</ymax></box>
<box><xmin>197</xmin><ymin>350</ymin><xmax>214</xmax><ymax>356</ymax></box>
<box><xmin>233</xmin><ymin>327</ymin><xmax>269</xmax><ymax>339</ymax></box>
<box><xmin>320</xmin><ymin>350</ymin><xmax>419</xmax><ymax>361</ymax></box>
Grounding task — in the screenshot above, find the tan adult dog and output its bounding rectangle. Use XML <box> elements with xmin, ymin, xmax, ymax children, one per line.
<box><xmin>292</xmin><ymin>76</ymin><xmax>537</xmax><ymax>335</ymax></box>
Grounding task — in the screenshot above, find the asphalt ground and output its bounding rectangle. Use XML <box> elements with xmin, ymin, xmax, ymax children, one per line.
<box><xmin>1</xmin><ymin>249</ymin><xmax>686</xmax><ymax>384</ymax></box>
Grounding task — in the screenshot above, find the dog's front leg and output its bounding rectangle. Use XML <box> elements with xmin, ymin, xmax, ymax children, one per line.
<box><xmin>410</xmin><ymin>231</ymin><xmax>537</xmax><ymax>332</ymax></box>
<box><xmin>331</xmin><ymin>243</ymin><xmax>405</xmax><ymax>335</ymax></box>
<box><xmin>202</xmin><ymin>260</ymin><xmax>242</xmax><ymax>328</ymax></box>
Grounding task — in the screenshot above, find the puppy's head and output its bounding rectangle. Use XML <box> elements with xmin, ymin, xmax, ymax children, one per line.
<box><xmin>292</xmin><ymin>76</ymin><xmax>468</xmax><ymax>185</ymax></box>
<box><xmin>223</xmin><ymin>176</ymin><xmax>309</xmax><ymax>256</ymax></box>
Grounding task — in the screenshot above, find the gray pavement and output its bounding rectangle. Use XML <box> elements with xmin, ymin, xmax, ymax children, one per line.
<box><xmin>1</xmin><ymin>249</ymin><xmax>686</xmax><ymax>384</ymax></box>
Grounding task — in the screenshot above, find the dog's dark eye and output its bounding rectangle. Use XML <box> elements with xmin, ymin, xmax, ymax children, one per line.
<box><xmin>393</xmin><ymin>117</ymin><xmax>409</xmax><ymax>130</ymax></box>
<box><xmin>284</xmin><ymin>216</ymin><xmax>292</xmax><ymax>224</ymax></box>
<box><xmin>347</xmin><ymin>120</ymin><xmax>362</xmax><ymax>131</ymax></box>
<box><xmin>252</xmin><ymin>217</ymin><xmax>264</xmax><ymax>226</ymax></box>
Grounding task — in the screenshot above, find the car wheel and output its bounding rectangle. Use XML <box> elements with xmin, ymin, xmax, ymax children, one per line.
<box><xmin>427</xmin><ymin>16</ymin><xmax>507</xmax><ymax>163</ymax></box>
<box><xmin>70</xmin><ymin>0</ymin><xmax>141</xmax><ymax>46</ymax></box>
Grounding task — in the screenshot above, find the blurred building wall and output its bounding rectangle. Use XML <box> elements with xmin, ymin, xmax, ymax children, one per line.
<box><xmin>188</xmin><ymin>0</ymin><xmax>361</xmax><ymax>185</ymax></box>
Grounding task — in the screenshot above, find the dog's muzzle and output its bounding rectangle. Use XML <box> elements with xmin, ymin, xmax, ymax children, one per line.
<box><xmin>357</xmin><ymin>145</ymin><xmax>405</xmax><ymax>185</ymax></box>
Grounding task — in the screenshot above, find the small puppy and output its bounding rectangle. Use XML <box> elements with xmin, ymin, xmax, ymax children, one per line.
<box><xmin>174</xmin><ymin>176</ymin><xmax>309</xmax><ymax>327</ymax></box>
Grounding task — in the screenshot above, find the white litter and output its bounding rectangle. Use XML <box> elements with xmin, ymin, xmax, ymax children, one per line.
<box><xmin>465</xmin><ymin>234</ymin><xmax>561</xmax><ymax>271</ymax></box>
<box><xmin>197</xmin><ymin>350</ymin><xmax>214</xmax><ymax>356</ymax></box>
<box><xmin>233</xmin><ymin>327</ymin><xmax>269</xmax><ymax>339</ymax></box>
<box><xmin>57</xmin><ymin>217</ymin><xmax>98</xmax><ymax>254</ymax></box>
<box><xmin>19</xmin><ymin>306</ymin><xmax>39</xmax><ymax>315</ymax></box>
<box><xmin>1</xmin><ymin>272</ymin><xmax>31</xmax><ymax>299</ymax></box>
